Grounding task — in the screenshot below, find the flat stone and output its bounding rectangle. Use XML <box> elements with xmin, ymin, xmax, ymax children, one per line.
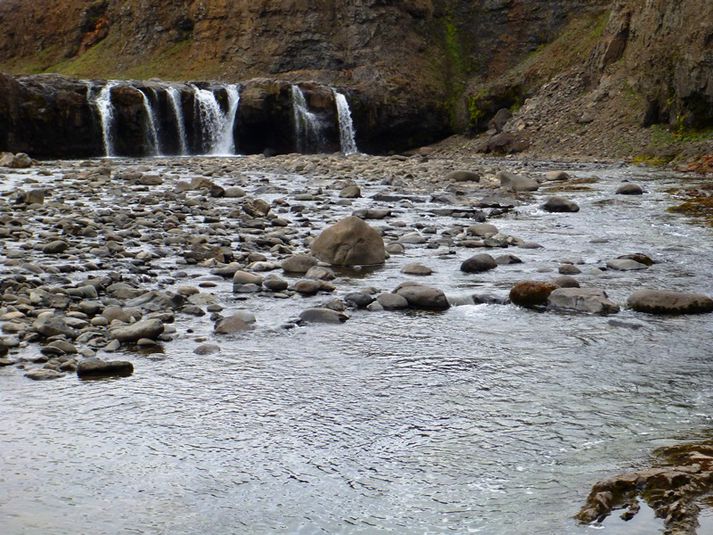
<box><xmin>628</xmin><ymin>290</ymin><xmax>713</xmax><ymax>315</ymax></box>
<box><xmin>547</xmin><ymin>288</ymin><xmax>620</xmax><ymax>315</ymax></box>
<box><xmin>77</xmin><ymin>358</ymin><xmax>134</xmax><ymax>379</ymax></box>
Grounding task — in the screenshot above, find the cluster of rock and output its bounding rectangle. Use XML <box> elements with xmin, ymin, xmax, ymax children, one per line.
<box><xmin>1</xmin><ymin>153</ymin><xmax>711</xmax><ymax>384</ymax></box>
<box><xmin>577</xmin><ymin>441</ymin><xmax>713</xmax><ymax>534</ymax></box>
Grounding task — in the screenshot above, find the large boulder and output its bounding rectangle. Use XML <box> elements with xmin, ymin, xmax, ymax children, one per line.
<box><xmin>627</xmin><ymin>290</ymin><xmax>713</xmax><ymax>315</ymax></box>
<box><xmin>509</xmin><ymin>281</ymin><xmax>558</xmax><ymax>308</ymax></box>
<box><xmin>310</xmin><ymin>216</ymin><xmax>385</xmax><ymax>266</ymax></box>
<box><xmin>547</xmin><ymin>288</ymin><xmax>620</xmax><ymax>315</ymax></box>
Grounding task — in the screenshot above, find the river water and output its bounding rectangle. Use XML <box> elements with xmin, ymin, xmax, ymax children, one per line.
<box><xmin>1</xmin><ymin>157</ymin><xmax>712</xmax><ymax>534</ymax></box>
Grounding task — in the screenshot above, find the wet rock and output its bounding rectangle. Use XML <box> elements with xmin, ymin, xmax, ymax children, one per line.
<box><xmin>468</xmin><ymin>223</ymin><xmax>499</xmax><ymax>238</ymax></box>
<box><xmin>25</xmin><ymin>369</ymin><xmax>65</xmax><ymax>381</ymax></box>
<box><xmin>627</xmin><ymin>290</ymin><xmax>713</xmax><ymax>315</ymax></box>
<box><xmin>77</xmin><ymin>358</ymin><xmax>134</xmax><ymax>379</ymax></box>
<box><xmin>298</xmin><ymin>308</ymin><xmax>348</xmax><ymax>324</ymax></box>
<box><xmin>339</xmin><ymin>184</ymin><xmax>361</xmax><ymax>198</ymax></box>
<box><xmin>311</xmin><ymin>216</ymin><xmax>385</xmax><ymax>266</ymax></box>
<box><xmin>1</xmin><ymin>152</ymin><xmax>32</xmax><ymax>169</ymax></box>
<box><xmin>618</xmin><ymin>253</ymin><xmax>654</xmax><ymax>266</ymax></box>
<box><xmin>606</xmin><ymin>258</ymin><xmax>649</xmax><ymax>271</ymax></box>
<box><xmin>214</xmin><ymin>315</ymin><xmax>254</xmax><ymax>334</ymax></box>
<box><xmin>352</xmin><ymin>208</ymin><xmax>391</xmax><ymax>220</ymax></box>
<box><xmin>547</xmin><ymin>288</ymin><xmax>620</xmax><ymax>315</ymax></box>
<box><xmin>33</xmin><ymin>316</ymin><xmax>78</xmax><ymax>339</ymax></box>
<box><xmin>294</xmin><ymin>279</ymin><xmax>327</xmax><ymax>296</ymax></box>
<box><xmin>344</xmin><ymin>292</ymin><xmax>375</xmax><ymax>308</ymax></box>
<box><xmin>281</xmin><ymin>254</ymin><xmax>319</xmax><ymax>274</ymax></box>
<box><xmin>553</xmin><ymin>275</ymin><xmax>580</xmax><ymax>288</ymax></box>
<box><xmin>558</xmin><ymin>264</ymin><xmax>581</xmax><ymax>275</ymax></box>
<box><xmin>377</xmin><ymin>293</ymin><xmax>409</xmax><ymax>310</ymax></box>
<box><xmin>305</xmin><ymin>266</ymin><xmax>335</xmax><ymax>281</ymax></box>
<box><xmin>401</xmin><ymin>263</ymin><xmax>433</xmax><ymax>276</ymax></box>
<box><xmin>395</xmin><ymin>283</ymin><xmax>450</xmax><ymax>311</ymax></box>
<box><xmin>446</xmin><ymin>170</ymin><xmax>480</xmax><ymax>183</ymax></box>
<box><xmin>110</xmin><ymin>319</ymin><xmax>164</xmax><ymax>343</ymax></box>
<box><xmin>545</xmin><ymin>171</ymin><xmax>571</xmax><ymax>181</ymax></box>
<box><xmin>194</xmin><ymin>344</ymin><xmax>221</xmax><ymax>355</ymax></box>
<box><xmin>26</xmin><ymin>189</ymin><xmax>45</xmax><ymax>205</ymax></box>
<box><xmin>494</xmin><ymin>254</ymin><xmax>522</xmax><ymax>265</ymax></box>
<box><xmin>243</xmin><ymin>198</ymin><xmax>271</xmax><ymax>217</ymax></box>
<box><xmin>460</xmin><ymin>254</ymin><xmax>497</xmax><ymax>273</ymax></box>
<box><xmin>233</xmin><ymin>271</ymin><xmax>264</xmax><ymax>286</ymax></box>
<box><xmin>224</xmin><ymin>186</ymin><xmax>246</xmax><ymax>198</ymax></box>
<box><xmin>497</xmin><ymin>171</ymin><xmax>539</xmax><ymax>192</ymax></box>
<box><xmin>42</xmin><ymin>240</ymin><xmax>69</xmax><ymax>254</ymax></box>
<box><xmin>616</xmin><ymin>183</ymin><xmax>644</xmax><ymax>195</ymax></box>
<box><xmin>542</xmin><ymin>197</ymin><xmax>580</xmax><ymax>213</ymax></box>
<box><xmin>509</xmin><ymin>281</ymin><xmax>559</xmax><ymax>308</ymax></box>
<box><xmin>263</xmin><ymin>275</ymin><xmax>289</xmax><ymax>292</ymax></box>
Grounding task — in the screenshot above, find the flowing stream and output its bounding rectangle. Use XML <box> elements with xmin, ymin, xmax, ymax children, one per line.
<box><xmin>1</xmin><ymin>158</ymin><xmax>712</xmax><ymax>534</ymax></box>
<box><xmin>334</xmin><ymin>90</ymin><xmax>359</xmax><ymax>155</ymax></box>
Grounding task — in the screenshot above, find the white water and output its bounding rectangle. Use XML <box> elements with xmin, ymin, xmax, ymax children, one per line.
<box><xmin>192</xmin><ymin>85</ymin><xmax>224</xmax><ymax>153</ymax></box>
<box><xmin>167</xmin><ymin>86</ymin><xmax>189</xmax><ymax>156</ymax></box>
<box><xmin>291</xmin><ymin>85</ymin><xmax>324</xmax><ymax>153</ymax></box>
<box><xmin>95</xmin><ymin>82</ymin><xmax>117</xmax><ymax>157</ymax></box>
<box><xmin>211</xmin><ymin>84</ymin><xmax>241</xmax><ymax>155</ymax></box>
<box><xmin>334</xmin><ymin>90</ymin><xmax>358</xmax><ymax>155</ymax></box>
<box><xmin>140</xmin><ymin>89</ymin><xmax>161</xmax><ymax>156</ymax></box>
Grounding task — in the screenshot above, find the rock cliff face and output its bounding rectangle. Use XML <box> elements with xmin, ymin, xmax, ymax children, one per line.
<box><xmin>0</xmin><ymin>0</ymin><xmax>711</xmax><ymax>158</ymax></box>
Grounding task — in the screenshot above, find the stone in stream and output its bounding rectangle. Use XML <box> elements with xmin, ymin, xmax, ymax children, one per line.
<box><xmin>460</xmin><ymin>254</ymin><xmax>497</xmax><ymax>273</ymax></box>
<box><xmin>344</xmin><ymin>292</ymin><xmax>375</xmax><ymax>308</ymax></box>
<box><xmin>446</xmin><ymin>170</ymin><xmax>481</xmax><ymax>183</ymax></box>
<box><xmin>547</xmin><ymin>288</ymin><xmax>620</xmax><ymax>315</ymax></box>
<box><xmin>606</xmin><ymin>258</ymin><xmax>649</xmax><ymax>271</ymax></box>
<box><xmin>509</xmin><ymin>281</ymin><xmax>559</xmax><ymax>308</ymax></box>
<box><xmin>194</xmin><ymin>344</ymin><xmax>221</xmax><ymax>355</ymax></box>
<box><xmin>33</xmin><ymin>316</ymin><xmax>79</xmax><ymax>339</ymax></box>
<box><xmin>77</xmin><ymin>359</ymin><xmax>134</xmax><ymax>379</ymax></box>
<box><xmin>468</xmin><ymin>223</ymin><xmax>499</xmax><ymax>238</ymax></box>
<box><xmin>339</xmin><ymin>185</ymin><xmax>361</xmax><ymax>198</ymax></box>
<box><xmin>401</xmin><ymin>263</ymin><xmax>433</xmax><ymax>276</ymax></box>
<box><xmin>558</xmin><ymin>264</ymin><xmax>581</xmax><ymax>275</ymax></box>
<box><xmin>110</xmin><ymin>319</ymin><xmax>164</xmax><ymax>343</ymax></box>
<box><xmin>233</xmin><ymin>271</ymin><xmax>264</xmax><ymax>286</ymax></box>
<box><xmin>305</xmin><ymin>266</ymin><xmax>336</xmax><ymax>281</ymax></box>
<box><xmin>497</xmin><ymin>171</ymin><xmax>539</xmax><ymax>192</ymax></box>
<box><xmin>616</xmin><ymin>183</ymin><xmax>644</xmax><ymax>195</ymax></box>
<box><xmin>552</xmin><ymin>275</ymin><xmax>580</xmax><ymax>288</ymax></box>
<box><xmin>352</xmin><ymin>208</ymin><xmax>391</xmax><ymax>220</ymax></box>
<box><xmin>298</xmin><ymin>308</ymin><xmax>349</xmax><ymax>324</ymax></box>
<box><xmin>281</xmin><ymin>254</ymin><xmax>319</xmax><ymax>274</ymax></box>
<box><xmin>376</xmin><ymin>293</ymin><xmax>409</xmax><ymax>310</ymax></box>
<box><xmin>542</xmin><ymin>197</ymin><xmax>580</xmax><ymax>213</ymax></box>
<box><xmin>294</xmin><ymin>279</ymin><xmax>323</xmax><ymax>296</ymax></box>
<box><xmin>618</xmin><ymin>253</ymin><xmax>654</xmax><ymax>266</ymax></box>
<box><xmin>243</xmin><ymin>198</ymin><xmax>271</xmax><ymax>217</ymax></box>
<box><xmin>263</xmin><ymin>275</ymin><xmax>289</xmax><ymax>292</ymax></box>
<box><xmin>545</xmin><ymin>171</ymin><xmax>571</xmax><ymax>181</ymax></box>
<box><xmin>42</xmin><ymin>240</ymin><xmax>69</xmax><ymax>254</ymax></box>
<box><xmin>394</xmin><ymin>283</ymin><xmax>450</xmax><ymax>311</ymax></box>
<box><xmin>0</xmin><ymin>152</ymin><xmax>32</xmax><ymax>169</ymax></box>
<box><xmin>310</xmin><ymin>216</ymin><xmax>385</xmax><ymax>266</ymax></box>
<box><xmin>494</xmin><ymin>254</ymin><xmax>522</xmax><ymax>265</ymax></box>
<box><xmin>627</xmin><ymin>290</ymin><xmax>713</xmax><ymax>315</ymax></box>
<box><xmin>25</xmin><ymin>369</ymin><xmax>65</xmax><ymax>381</ymax></box>
<box><xmin>214</xmin><ymin>315</ymin><xmax>254</xmax><ymax>334</ymax></box>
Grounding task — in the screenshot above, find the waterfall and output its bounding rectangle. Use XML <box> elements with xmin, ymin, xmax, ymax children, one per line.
<box><xmin>95</xmin><ymin>81</ymin><xmax>117</xmax><ymax>157</ymax></box>
<box><xmin>334</xmin><ymin>90</ymin><xmax>358</xmax><ymax>155</ymax></box>
<box><xmin>167</xmin><ymin>86</ymin><xmax>188</xmax><ymax>156</ymax></box>
<box><xmin>139</xmin><ymin>89</ymin><xmax>160</xmax><ymax>156</ymax></box>
<box><xmin>291</xmin><ymin>85</ymin><xmax>323</xmax><ymax>153</ymax></box>
<box><xmin>211</xmin><ymin>84</ymin><xmax>241</xmax><ymax>155</ymax></box>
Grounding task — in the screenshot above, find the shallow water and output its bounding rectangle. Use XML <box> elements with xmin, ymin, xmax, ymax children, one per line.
<box><xmin>1</xmin><ymin>158</ymin><xmax>712</xmax><ymax>534</ymax></box>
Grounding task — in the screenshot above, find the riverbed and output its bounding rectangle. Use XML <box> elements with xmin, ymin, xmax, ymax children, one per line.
<box><xmin>1</xmin><ymin>155</ymin><xmax>712</xmax><ymax>534</ymax></box>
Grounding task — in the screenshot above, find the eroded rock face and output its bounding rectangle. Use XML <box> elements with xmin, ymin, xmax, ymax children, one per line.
<box><xmin>577</xmin><ymin>441</ymin><xmax>713</xmax><ymax>534</ymax></box>
<box><xmin>310</xmin><ymin>216</ymin><xmax>385</xmax><ymax>267</ymax></box>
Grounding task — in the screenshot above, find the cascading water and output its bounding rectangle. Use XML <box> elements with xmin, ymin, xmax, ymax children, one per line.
<box><xmin>192</xmin><ymin>85</ymin><xmax>226</xmax><ymax>154</ymax></box>
<box><xmin>167</xmin><ymin>86</ymin><xmax>189</xmax><ymax>156</ymax></box>
<box><xmin>139</xmin><ymin>89</ymin><xmax>160</xmax><ymax>156</ymax></box>
<box><xmin>211</xmin><ymin>84</ymin><xmax>241</xmax><ymax>155</ymax></box>
<box><xmin>95</xmin><ymin>82</ymin><xmax>118</xmax><ymax>157</ymax></box>
<box><xmin>291</xmin><ymin>85</ymin><xmax>324</xmax><ymax>153</ymax></box>
<box><xmin>333</xmin><ymin>90</ymin><xmax>358</xmax><ymax>155</ymax></box>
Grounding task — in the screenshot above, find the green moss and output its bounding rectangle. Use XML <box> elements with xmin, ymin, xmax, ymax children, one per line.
<box><xmin>632</xmin><ymin>154</ymin><xmax>674</xmax><ymax>167</ymax></box>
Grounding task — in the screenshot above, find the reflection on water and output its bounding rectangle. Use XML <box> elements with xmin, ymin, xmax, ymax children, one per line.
<box><xmin>1</xmin><ymin>159</ymin><xmax>712</xmax><ymax>534</ymax></box>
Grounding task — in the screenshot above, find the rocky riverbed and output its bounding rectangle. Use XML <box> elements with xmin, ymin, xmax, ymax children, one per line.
<box><xmin>1</xmin><ymin>152</ymin><xmax>713</xmax><ymax>534</ymax></box>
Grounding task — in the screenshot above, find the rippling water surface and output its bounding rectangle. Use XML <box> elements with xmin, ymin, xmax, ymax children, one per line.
<box><xmin>1</xmin><ymin>159</ymin><xmax>712</xmax><ymax>534</ymax></box>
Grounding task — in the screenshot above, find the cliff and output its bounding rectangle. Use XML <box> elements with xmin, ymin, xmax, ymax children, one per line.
<box><xmin>0</xmin><ymin>0</ymin><xmax>711</xmax><ymax>159</ymax></box>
